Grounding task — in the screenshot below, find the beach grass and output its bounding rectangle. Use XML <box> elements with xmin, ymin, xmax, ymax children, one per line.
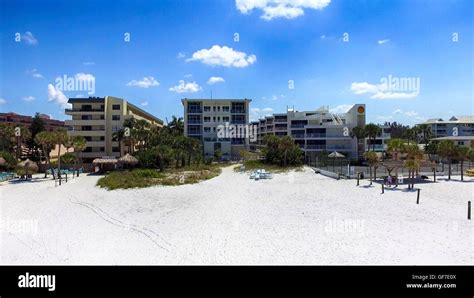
<box><xmin>234</xmin><ymin>159</ymin><xmax>303</xmax><ymax>173</ymax></box>
<box><xmin>97</xmin><ymin>165</ymin><xmax>222</xmax><ymax>190</ymax></box>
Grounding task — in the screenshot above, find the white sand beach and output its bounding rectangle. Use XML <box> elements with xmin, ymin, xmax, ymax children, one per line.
<box><xmin>1</xmin><ymin>166</ymin><xmax>473</xmax><ymax>265</ymax></box>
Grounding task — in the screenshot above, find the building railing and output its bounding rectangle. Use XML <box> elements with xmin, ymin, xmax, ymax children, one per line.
<box><xmin>305</xmin><ymin>145</ymin><xmax>326</xmax><ymax>150</ymax></box>
<box><xmin>326</xmin><ymin>145</ymin><xmax>352</xmax><ymax>150</ymax></box>
<box><xmin>274</xmin><ymin>127</ymin><xmax>287</xmax><ymax>131</ymax></box>
<box><xmin>187</xmin><ymin>108</ymin><xmax>203</xmax><ymax>113</ymax></box>
<box><xmin>187</xmin><ymin>120</ymin><xmax>202</xmax><ymax>124</ymax></box>
<box><xmin>65</xmin><ymin>109</ymin><xmax>104</xmax><ymax>112</ymax></box>
<box><xmin>290</xmin><ymin>124</ymin><xmax>305</xmax><ymax>128</ymax></box>
<box><xmin>306</xmin><ymin>133</ymin><xmax>326</xmax><ymax>138</ymax></box>
<box><xmin>292</xmin><ymin>134</ymin><xmax>305</xmax><ymax>138</ymax></box>
<box><xmin>231</xmin><ymin>109</ymin><xmax>246</xmax><ymax>113</ymax></box>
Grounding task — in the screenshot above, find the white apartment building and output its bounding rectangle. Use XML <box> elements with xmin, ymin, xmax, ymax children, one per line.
<box><xmin>182</xmin><ymin>98</ymin><xmax>251</xmax><ymax>159</ymax></box>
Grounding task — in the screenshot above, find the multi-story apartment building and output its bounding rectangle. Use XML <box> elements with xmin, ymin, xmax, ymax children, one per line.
<box><xmin>182</xmin><ymin>98</ymin><xmax>251</xmax><ymax>159</ymax></box>
<box><xmin>251</xmin><ymin>104</ymin><xmax>391</xmax><ymax>159</ymax></box>
<box><xmin>417</xmin><ymin>115</ymin><xmax>474</xmax><ymax>146</ymax></box>
<box><xmin>0</xmin><ymin>112</ymin><xmax>64</xmax><ymax>131</ymax></box>
<box><xmin>65</xmin><ymin>96</ymin><xmax>163</xmax><ymax>161</ymax></box>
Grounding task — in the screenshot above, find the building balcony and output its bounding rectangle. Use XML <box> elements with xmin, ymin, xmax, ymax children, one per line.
<box><xmin>65</xmin><ymin>120</ymin><xmax>106</xmax><ymax>126</ymax></box>
<box><xmin>292</xmin><ymin>134</ymin><xmax>305</xmax><ymax>139</ymax></box>
<box><xmin>305</xmin><ymin>145</ymin><xmax>326</xmax><ymax>150</ymax></box>
<box><xmin>326</xmin><ymin>145</ymin><xmax>352</xmax><ymax>151</ymax></box>
<box><xmin>86</xmin><ymin>141</ymin><xmax>106</xmax><ymax>147</ymax></box>
<box><xmin>68</xmin><ymin>130</ymin><xmax>106</xmax><ymax>136</ymax></box>
<box><xmin>65</xmin><ymin>109</ymin><xmax>104</xmax><ymax>114</ymax></box>
<box><xmin>291</xmin><ymin>124</ymin><xmax>305</xmax><ymax>128</ymax></box>
<box><xmin>231</xmin><ymin>109</ymin><xmax>246</xmax><ymax>114</ymax></box>
<box><xmin>187</xmin><ymin>120</ymin><xmax>202</xmax><ymax>124</ymax></box>
<box><xmin>81</xmin><ymin>152</ymin><xmax>106</xmax><ymax>158</ymax></box>
<box><xmin>274</xmin><ymin>127</ymin><xmax>287</xmax><ymax>131</ymax></box>
<box><xmin>187</xmin><ymin>109</ymin><xmax>203</xmax><ymax>113</ymax></box>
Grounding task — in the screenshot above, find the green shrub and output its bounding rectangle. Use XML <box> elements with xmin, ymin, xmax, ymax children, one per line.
<box><xmin>0</xmin><ymin>151</ymin><xmax>17</xmax><ymax>170</ymax></box>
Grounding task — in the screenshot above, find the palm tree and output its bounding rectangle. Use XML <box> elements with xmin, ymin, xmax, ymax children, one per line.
<box><xmin>404</xmin><ymin>144</ymin><xmax>423</xmax><ymax>188</ymax></box>
<box><xmin>350</xmin><ymin>126</ymin><xmax>368</xmax><ymax>157</ymax></box>
<box><xmin>364</xmin><ymin>151</ymin><xmax>378</xmax><ymax>185</ymax></box>
<box><xmin>112</xmin><ymin>128</ymin><xmax>125</xmax><ymax>156</ymax></box>
<box><xmin>278</xmin><ymin>136</ymin><xmax>295</xmax><ymax>166</ymax></box>
<box><xmin>364</xmin><ymin>124</ymin><xmax>382</xmax><ymax>151</ymax></box>
<box><xmin>53</xmin><ymin>128</ymin><xmax>68</xmax><ymax>184</ymax></box>
<box><xmin>168</xmin><ymin>116</ymin><xmax>184</xmax><ymax>136</ymax></box>
<box><xmin>35</xmin><ymin>131</ymin><xmax>55</xmax><ymax>178</ymax></box>
<box><xmin>455</xmin><ymin>146</ymin><xmax>470</xmax><ymax>181</ymax></box>
<box><xmin>72</xmin><ymin>136</ymin><xmax>87</xmax><ymax>176</ymax></box>
<box><xmin>417</xmin><ymin>124</ymin><xmax>432</xmax><ymax>147</ymax></box>
<box><xmin>437</xmin><ymin>140</ymin><xmax>455</xmax><ymax>180</ymax></box>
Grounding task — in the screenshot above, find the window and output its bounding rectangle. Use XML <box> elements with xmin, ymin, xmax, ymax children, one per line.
<box><xmin>81</xmin><ymin>115</ymin><xmax>92</xmax><ymax>120</ymax></box>
<box><xmin>82</xmin><ymin>105</ymin><xmax>92</xmax><ymax>111</ymax></box>
<box><xmin>217</xmin><ymin>106</ymin><xmax>221</xmax><ymax>112</ymax></box>
<box><xmin>100</xmin><ymin>136</ymin><xmax>105</xmax><ymax>141</ymax></box>
<box><xmin>112</xmin><ymin>104</ymin><xmax>121</xmax><ymax>110</ymax></box>
<box><xmin>112</xmin><ymin>147</ymin><xmax>120</xmax><ymax>152</ymax></box>
<box><xmin>204</xmin><ymin>106</ymin><xmax>211</xmax><ymax>112</ymax></box>
<box><xmin>112</xmin><ymin>115</ymin><xmax>120</xmax><ymax>121</ymax></box>
<box><xmin>204</xmin><ymin>117</ymin><xmax>211</xmax><ymax>122</ymax></box>
<box><xmin>204</xmin><ymin>127</ymin><xmax>211</xmax><ymax>133</ymax></box>
<box><xmin>213</xmin><ymin>106</ymin><xmax>216</xmax><ymax>112</ymax></box>
<box><xmin>223</xmin><ymin>116</ymin><xmax>229</xmax><ymax>122</ymax></box>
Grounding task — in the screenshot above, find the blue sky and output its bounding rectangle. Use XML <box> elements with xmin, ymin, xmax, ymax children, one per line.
<box><xmin>0</xmin><ymin>0</ymin><xmax>472</xmax><ymax>125</ymax></box>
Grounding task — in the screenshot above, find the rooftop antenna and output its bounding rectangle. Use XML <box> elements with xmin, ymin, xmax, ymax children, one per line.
<box><xmin>210</xmin><ymin>90</ymin><xmax>213</xmax><ymax>100</ymax></box>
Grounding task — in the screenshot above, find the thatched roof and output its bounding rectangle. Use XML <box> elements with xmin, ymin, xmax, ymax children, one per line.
<box><xmin>118</xmin><ymin>153</ymin><xmax>138</xmax><ymax>165</ymax></box>
<box><xmin>92</xmin><ymin>157</ymin><xmax>118</xmax><ymax>165</ymax></box>
<box><xmin>17</xmin><ymin>159</ymin><xmax>38</xmax><ymax>171</ymax></box>
<box><xmin>328</xmin><ymin>151</ymin><xmax>345</xmax><ymax>158</ymax></box>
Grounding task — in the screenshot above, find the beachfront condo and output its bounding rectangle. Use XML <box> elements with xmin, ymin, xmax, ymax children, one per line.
<box><xmin>250</xmin><ymin>104</ymin><xmax>390</xmax><ymax>160</ymax></box>
<box><xmin>65</xmin><ymin>96</ymin><xmax>163</xmax><ymax>162</ymax></box>
<box><xmin>416</xmin><ymin>116</ymin><xmax>474</xmax><ymax>146</ymax></box>
<box><xmin>182</xmin><ymin>98</ymin><xmax>252</xmax><ymax>159</ymax></box>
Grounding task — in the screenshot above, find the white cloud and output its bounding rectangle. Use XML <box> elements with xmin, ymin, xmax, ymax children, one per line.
<box><xmin>207</xmin><ymin>76</ymin><xmax>225</xmax><ymax>85</ymax></box>
<box><xmin>169</xmin><ymin>80</ymin><xmax>202</xmax><ymax>93</ymax></box>
<box><xmin>26</xmin><ymin>69</ymin><xmax>44</xmax><ymax>79</ymax></box>
<box><xmin>404</xmin><ymin>110</ymin><xmax>418</xmax><ymax>117</ymax></box>
<box><xmin>351</xmin><ymin>81</ymin><xmax>418</xmax><ymax>99</ymax></box>
<box><xmin>21</xmin><ymin>31</ymin><xmax>38</xmax><ymax>45</ymax></box>
<box><xmin>184</xmin><ymin>74</ymin><xmax>193</xmax><ymax>78</ymax></box>
<box><xmin>236</xmin><ymin>0</ymin><xmax>331</xmax><ymax>20</ymax></box>
<box><xmin>393</xmin><ymin>109</ymin><xmax>403</xmax><ymax>114</ymax></box>
<box><xmin>250</xmin><ymin>107</ymin><xmax>274</xmax><ymax>120</ymax></box>
<box><xmin>0</xmin><ymin>98</ymin><xmax>6</xmax><ymax>105</ymax></box>
<box><xmin>141</xmin><ymin>101</ymin><xmax>149</xmax><ymax>107</ymax></box>
<box><xmin>83</xmin><ymin>61</ymin><xmax>95</xmax><ymax>66</ymax></box>
<box><xmin>187</xmin><ymin>45</ymin><xmax>256</xmax><ymax>68</ymax></box>
<box><xmin>177</xmin><ymin>52</ymin><xmax>186</xmax><ymax>59</ymax></box>
<box><xmin>330</xmin><ymin>104</ymin><xmax>352</xmax><ymax>114</ymax></box>
<box><xmin>126</xmin><ymin>76</ymin><xmax>159</xmax><ymax>88</ymax></box>
<box><xmin>22</xmin><ymin>96</ymin><xmax>35</xmax><ymax>102</ymax></box>
<box><xmin>47</xmin><ymin>84</ymin><xmax>70</xmax><ymax>109</ymax></box>
<box><xmin>377</xmin><ymin>39</ymin><xmax>390</xmax><ymax>45</ymax></box>
<box><xmin>271</xmin><ymin>94</ymin><xmax>285</xmax><ymax>100</ymax></box>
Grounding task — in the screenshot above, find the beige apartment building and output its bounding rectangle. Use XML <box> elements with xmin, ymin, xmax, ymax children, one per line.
<box><xmin>182</xmin><ymin>98</ymin><xmax>251</xmax><ymax>159</ymax></box>
<box><xmin>65</xmin><ymin>96</ymin><xmax>163</xmax><ymax>161</ymax></box>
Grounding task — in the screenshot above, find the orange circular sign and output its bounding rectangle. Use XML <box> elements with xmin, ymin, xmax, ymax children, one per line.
<box><xmin>357</xmin><ymin>106</ymin><xmax>365</xmax><ymax>113</ymax></box>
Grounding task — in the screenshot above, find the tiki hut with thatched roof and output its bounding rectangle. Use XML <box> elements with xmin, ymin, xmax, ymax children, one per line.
<box><xmin>92</xmin><ymin>157</ymin><xmax>118</xmax><ymax>173</ymax></box>
<box><xmin>118</xmin><ymin>153</ymin><xmax>139</xmax><ymax>169</ymax></box>
<box><xmin>16</xmin><ymin>159</ymin><xmax>39</xmax><ymax>179</ymax></box>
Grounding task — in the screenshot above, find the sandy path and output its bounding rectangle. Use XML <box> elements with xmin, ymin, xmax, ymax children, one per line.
<box><xmin>1</xmin><ymin>166</ymin><xmax>473</xmax><ymax>264</ymax></box>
